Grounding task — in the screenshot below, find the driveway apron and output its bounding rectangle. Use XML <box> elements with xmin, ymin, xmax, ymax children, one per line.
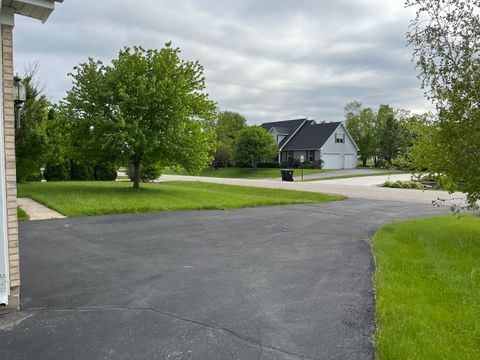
<box><xmin>0</xmin><ymin>199</ymin><xmax>448</xmax><ymax>359</ymax></box>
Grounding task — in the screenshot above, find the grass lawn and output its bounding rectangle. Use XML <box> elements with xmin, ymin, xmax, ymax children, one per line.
<box><xmin>17</xmin><ymin>181</ymin><xmax>344</xmax><ymax>217</ymax></box>
<box><xmin>357</xmin><ymin>159</ymin><xmax>376</xmax><ymax>168</ymax></box>
<box><xmin>303</xmin><ymin>171</ymin><xmax>408</xmax><ymax>182</ymax></box>
<box><xmin>17</xmin><ymin>206</ymin><xmax>29</xmax><ymax>221</ymax></box>
<box><xmin>162</xmin><ymin>167</ymin><xmax>328</xmax><ymax>179</ymax></box>
<box><xmin>372</xmin><ymin>215</ymin><xmax>480</xmax><ymax>359</ymax></box>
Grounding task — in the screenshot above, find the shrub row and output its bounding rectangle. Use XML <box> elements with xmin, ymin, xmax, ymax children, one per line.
<box><xmin>43</xmin><ymin>161</ymin><xmax>117</xmax><ymax>182</ymax></box>
<box><xmin>383</xmin><ymin>180</ymin><xmax>424</xmax><ymax>190</ymax></box>
<box><xmin>256</xmin><ymin>160</ymin><xmax>323</xmax><ymax>169</ymax></box>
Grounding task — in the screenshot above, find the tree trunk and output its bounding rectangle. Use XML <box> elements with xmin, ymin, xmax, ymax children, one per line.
<box><xmin>133</xmin><ymin>161</ymin><xmax>140</xmax><ymax>189</ymax></box>
<box><xmin>362</xmin><ymin>157</ymin><xmax>367</xmax><ymax>167</ymax></box>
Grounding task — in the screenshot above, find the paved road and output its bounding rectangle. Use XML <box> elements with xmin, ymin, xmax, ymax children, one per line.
<box><xmin>1</xmin><ymin>199</ymin><xmax>449</xmax><ymax>360</ymax></box>
<box><xmin>291</xmin><ymin>168</ymin><xmax>403</xmax><ymax>181</ymax></box>
<box><xmin>160</xmin><ymin>174</ymin><xmax>468</xmax><ymax>206</ymax></box>
<box><xmin>316</xmin><ymin>173</ymin><xmax>412</xmax><ymax>186</ymax></box>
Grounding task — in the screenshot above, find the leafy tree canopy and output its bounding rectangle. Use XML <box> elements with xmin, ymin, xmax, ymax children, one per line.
<box><xmin>16</xmin><ymin>65</ymin><xmax>49</xmax><ymax>182</ymax></box>
<box><xmin>64</xmin><ymin>44</ymin><xmax>217</xmax><ymax>188</ymax></box>
<box><xmin>345</xmin><ymin>101</ymin><xmax>376</xmax><ymax>166</ymax></box>
<box><xmin>233</xmin><ymin>126</ymin><xmax>278</xmax><ymax>168</ymax></box>
<box><xmin>406</xmin><ymin>0</ymin><xmax>480</xmax><ymax>208</ymax></box>
<box><xmin>216</xmin><ymin>111</ymin><xmax>247</xmax><ymax>144</ymax></box>
<box><xmin>212</xmin><ymin>111</ymin><xmax>247</xmax><ymax>166</ymax></box>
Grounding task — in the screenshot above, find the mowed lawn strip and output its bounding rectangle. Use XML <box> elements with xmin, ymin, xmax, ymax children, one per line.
<box><xmin>18</xmin><ymin>181</ymin><xmax>344</xmax><ymax>217</ymax></box>
<box><xmin>372</xmin><ymin>215</ymin><xmax>480</xmax><ymax>359</ymax></box>
<box><xmin>162</xmin><ymin>167</ymin><xmax>330</xmax><ymax>179</ymax></box>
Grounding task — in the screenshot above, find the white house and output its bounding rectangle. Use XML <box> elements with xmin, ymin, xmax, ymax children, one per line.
<box><xmin>261</xmin><ymin>118</ymin><xmax>359</xmax><ymax>169</ymax></box>
<box><xmin>0</xmin><ymin>0</ymin><xmax>63</xmax><ymax>309</ymax></box>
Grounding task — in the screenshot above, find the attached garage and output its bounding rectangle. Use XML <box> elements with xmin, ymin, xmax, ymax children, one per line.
<box><xmin>343</xmin><ymin>154</ymin><xmax>356</xmax><ymax>169</ymax></box>
<box><xmin>321</xmin><ymin>153</ymin><xmax>357</xmax><ymax>170</ymax></box>
<box><xmin>321</xmin><ymin>153</ymin><xmax>342</xmax><ymax>169</ymax></box>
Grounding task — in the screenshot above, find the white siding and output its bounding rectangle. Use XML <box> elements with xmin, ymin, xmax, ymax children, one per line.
<box><xmin>321</xmin><ymin>123</ymin><xmax>358</xmax><ymax>169</ymax></box>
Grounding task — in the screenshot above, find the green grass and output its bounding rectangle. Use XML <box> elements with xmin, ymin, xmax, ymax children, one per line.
<box><xmin>17</xmin><ymin>181</ymin><xmax>345</xmax><ymax>217</ymax></box>
<box><xmin>162</xmin><ymin>167</ymin><xmax>328</xmax><ymax>179</ymax></box>
<box><xmin>372</xmin><ymin>215</ymin><xmax>480</xmax><ymax>359</ymax></box>
<box><xmin>357</xmin><ymin>159</ymin><xmax>376</xmax><ymax>168</ymax></box>
<box><xmin>17</xmin><ymin>206</ymin><xmax>29</xmax><ymax>221</ymax></box>
<box><xmin>303</xmin><ymin>171</ymin><xmax>408</xmax><ymax>182</ymax></box>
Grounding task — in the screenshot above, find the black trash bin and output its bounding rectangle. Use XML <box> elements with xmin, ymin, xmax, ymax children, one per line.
<box><xmin>281</xmin><ymin>169</ymin><xmax>294</xmax><ymax>182</ymax></box>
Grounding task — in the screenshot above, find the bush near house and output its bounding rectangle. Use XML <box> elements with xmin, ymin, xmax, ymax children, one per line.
<box><xmin>256</xmin><ymin>162</ymin><xmax>281</xmax><ymax>168</ymax></box>
<box><xmin>44</xmin><ymin>162</ymin><xmax>70</xmax><ymax>181</ymax></box>
<box><xmin>44</xmin><ymin>161</ymin><xmax>117</xmax><ymax>182</ymax></box>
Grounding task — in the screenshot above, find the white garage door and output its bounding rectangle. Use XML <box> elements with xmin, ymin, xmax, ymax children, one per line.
<box><xmin>344</xmin><ymin>154</ymin><xmax>356</xmax><ymax>169</ymax></box>
<box><xmin>322</xmin><ymin>153</ymin><xmax>342</xmax><ymax>169</ymax></box>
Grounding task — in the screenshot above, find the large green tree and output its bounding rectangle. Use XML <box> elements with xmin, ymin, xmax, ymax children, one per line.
<box><xmin>379</xmin><ymin>114</ymin><xmax>401</xmax><ymax>164</ymax></box>
<box><xmin>15</xmin><ymin>68</ymin><xmax>49</xmax><ymax>182</ymax></box>
<box><xmin>216</xmin><ymin>111</ymin><xmax>247</xmax><ymax>144</ymax></box>
<box><xmin>64</xmin><ymin>44</ymin><xmax>217</xmax><ymax>188</ymax></box>
<box><xmin>407</xmin><ymin>0</ymin><xmax>480</xmax><ymax>208</ymax></box>
<box><xmin>214</xmin><ymin>111</ymin><xmax>247</xmax><ymax>165</ymax></box>
<box><xmin>233</xmin><ymin>126</ymin><xmax>278</xmax><ymax>168</ymax></box>
<box><xmin>344</xmin><ymin>101</ymin><xmax>376</xmax><ymax>166</ymax></box>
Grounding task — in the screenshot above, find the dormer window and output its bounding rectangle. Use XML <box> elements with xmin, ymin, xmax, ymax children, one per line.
<box><xmin>335</xmin><ymin>133</ymin><xmax>345</xmax><ymax>143</ymax></box>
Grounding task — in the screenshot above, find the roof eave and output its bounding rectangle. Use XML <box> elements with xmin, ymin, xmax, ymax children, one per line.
<box><xmin>2</xmin><ymin>0</ymin><xmax>63</xmax><ymax>23</ymax></box>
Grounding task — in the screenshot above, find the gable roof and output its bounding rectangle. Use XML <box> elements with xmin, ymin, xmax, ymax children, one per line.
<box><xmin>269</xmin><ymin>126</ymin><xmax>290</xmax><ymax>135</ymax></box>
<box><xmin>261</xmin><ymin>118</ymin><xmax>306</xmax><ymax>133</ymax></box>
<box><xmin>282</xmin><ymin>121</ymin><xmax>342</xmax><ymax>150</ymax></box>
<box><xmin>261</xmin><ymin>118</ymin><xmax>308</xmax><ymax>147</ymax></box>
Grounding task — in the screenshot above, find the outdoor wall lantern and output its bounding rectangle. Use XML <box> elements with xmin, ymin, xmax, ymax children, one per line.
<box><xmin>14</xmin><ymin>75</ymin><xmax>26</xmax><ymax>128</ymax></box>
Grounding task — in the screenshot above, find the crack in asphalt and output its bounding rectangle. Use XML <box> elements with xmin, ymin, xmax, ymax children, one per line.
<box><xmin>26</xmin><ymin>305</ymin><xmax>314</xmax><ymax>360</ymax></box>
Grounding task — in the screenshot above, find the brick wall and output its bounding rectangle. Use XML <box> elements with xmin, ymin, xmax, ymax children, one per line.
<box><xmin>2</xmin><ymin>24</ymin><xmax>20</xmax><ymax>309</ymax></box>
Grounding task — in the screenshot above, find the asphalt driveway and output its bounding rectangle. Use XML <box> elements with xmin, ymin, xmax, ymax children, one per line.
<box><xmin>1</xmin><ymin>199</ymin><xmax>448</xmax><ymax>359</ymax></box>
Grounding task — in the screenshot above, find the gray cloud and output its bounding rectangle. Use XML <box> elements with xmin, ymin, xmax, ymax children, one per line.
<box><xmin>14</xmin><ymin>0</ymin><xmax>431</xmax><ymax>123</ymax></box>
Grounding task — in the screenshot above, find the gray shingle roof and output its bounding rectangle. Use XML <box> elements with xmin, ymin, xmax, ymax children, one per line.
<box><xmin>261</xmin><ymin>118</ymin><xmax>306</xmax><ymax>133</ymax></box>
<box><xmin>282</xmin><ymin>121</ymin><xmax>342</xmax><ymax>150</ymax></box>
<box><xmin>270</xmin><ymin>126</ymin><xmax>290</xmax><ymax>134</ymax></box>
<box><xmin>261</xmin><ymin>118</ymin><xmax>307</xmax><ymax>147</ymax></box>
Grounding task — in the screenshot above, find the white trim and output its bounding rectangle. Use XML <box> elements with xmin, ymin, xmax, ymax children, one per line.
<box><xmin>0</xmin><ymin>26</ymin><xmax>9</xmax><ymax>305</ymax></box>
<box><xmin>341</xmin><ymin>122</ymin><xmax>360</xmax><ymax>151</ymax></box>
<box><xmin>14</xmin><ymin>0</ymin><xmax>55</xmax><ymax>9</ymax></box>
<box><xmin>1</xmin><ymin>0</ymin><xmax>62</xmax><ymax>24</ymax></box>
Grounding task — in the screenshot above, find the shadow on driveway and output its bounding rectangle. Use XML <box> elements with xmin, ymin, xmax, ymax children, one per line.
<box><xmin>1</xmin><ymin>199</ymin><xmax>449</xmax><ymax>359</ymax></box>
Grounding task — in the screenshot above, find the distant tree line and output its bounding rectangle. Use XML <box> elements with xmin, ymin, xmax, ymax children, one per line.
<box><xmin>344</xmin><ymin>101</ymin><xmax>428</xmax><ymax>168</ymax></box>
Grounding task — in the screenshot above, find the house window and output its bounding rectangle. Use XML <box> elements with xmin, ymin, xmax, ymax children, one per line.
<box><xmin>335</xmin><ymin>133</ymin><xmax>345</xmax><ymax>143</ymax></box>
<box><xmin>287</xmin><ymin>151</ymin><xmax>294</xmax><ymax>162</ymax></box>
<box><xmin>307</xmin><ymin>150</ymin><xmax>315</xmax><ymax>162</ymax></box>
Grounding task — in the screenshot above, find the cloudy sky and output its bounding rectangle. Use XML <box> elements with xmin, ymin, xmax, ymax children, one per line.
<box><xmin>14</xmin><ymin>0</ymin><xmax>430</xmax><ymax>124</ymax></box>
